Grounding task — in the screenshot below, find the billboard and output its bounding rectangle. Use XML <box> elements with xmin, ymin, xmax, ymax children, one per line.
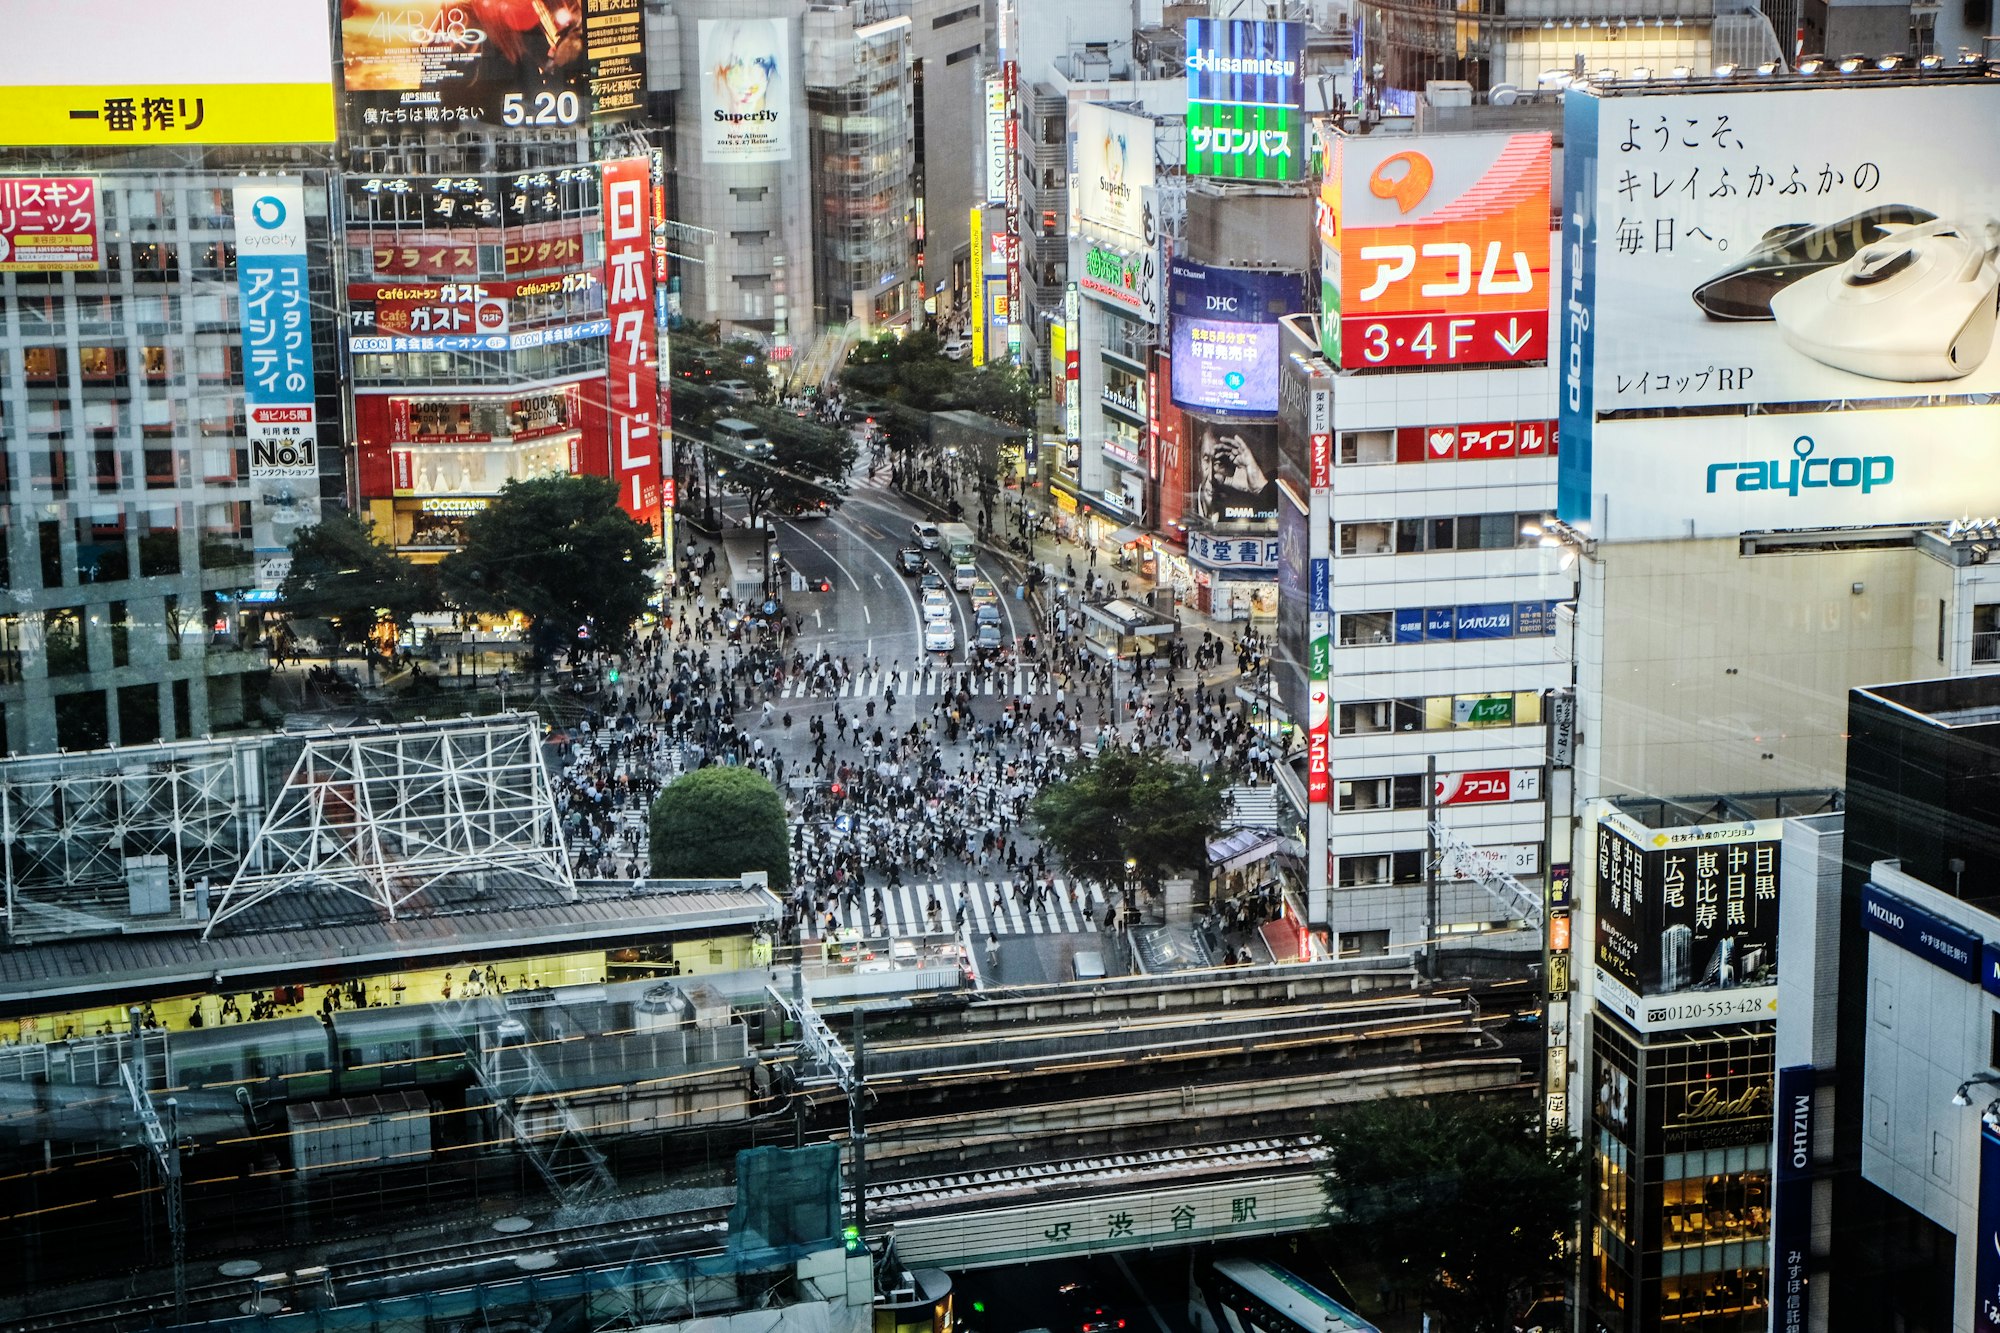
<box><xmin>602</xmin><ymin>158</ymin><xmax>659</xmax><ymax>528</ymax></box>
<box><xmin>984</xmin><ymin>77</ymin><xmax>1008</xmax><ymax>206</ymax></box>
<box><xmin>341</xmin><ymin>0</ymin><xmax>597</xmax><ymax>129</ymax></box>
<box><xmin>0</xmin><ymin>0</ymin><xmax>334</xmax><ymax>145</ymax></box>
<box><xmin>1593</xmin><ymin>808</ymin><xmax>1783</xmax><ymax>1031</ymax></box>
<box><xmin>970</xmin><ymin>207</ymin><xmax>986</xmax><ymax>366</ymax></box>
<box><xmin>1188</xmin><ymin>418</ymin><xmax>1280</xmax><ymax>524</ymax></box>
<box><xmin>1169</xmin><ymin>261</ymin><xmax>1299</xmax><ymax>418</ymax></box>
<box><xmin>234</xmin><ymin>183</ymin><xmax>318</xmax><ymax>480</ymax></box>
<box><xmin>1327</xmin><ymin>131</ymin><xmax>1552</xmax><ymax>370</ymax></box>
<box><xmin>1981</xmin><ymin>1126</ymin><xmax>2000</xmax><ymax>1333</ymax></box>
<box><xmin>1435</xmin><ymin>769</ymin><xmax>1543</xmax><ymax>805</ymax></box>
<box><xmin>1184</xmin><ymin>19</ymin><xmax>1305</xmax><ymax>181</ymax></box>
<box><xmin>698</xmin><ymin>18</ymin><xmax>792</xmax><ymax>161</ymax></box>
<box><xmin>583</xmin><ymin>0</ymin><xmax>648</xmax><ymax>118</ymax></box>
<box><xmin>0</xmin><ymin>179</ymin><xmax>100</xmax><ymax>271</ymax></box>
<box><xmin>1075</xmin><ymin>104</ymin><xmax>1155</xmax><ymax>241</ymax></box>
<box><xmin>1078</xmin><ymin>238</ymin><xmax>1160</xmax><ymax>322</ymax></box>
<box><xmin>1562</xmin><ymin>83</ymin><xmax>2000</xmax><ymax>530</ymax></box>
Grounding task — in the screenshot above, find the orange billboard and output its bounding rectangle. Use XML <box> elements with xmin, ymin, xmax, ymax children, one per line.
<box><xmin>1326</xmin><ymin>131</ymin><xmax>1552</xmax><ymax>371</ymax></box>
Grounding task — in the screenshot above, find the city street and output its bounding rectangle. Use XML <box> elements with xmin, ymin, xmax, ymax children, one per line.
<box><xmin>621</xmin><ymin>449</ymin><xmax>1288</xmax><ymax>984</ymax></box>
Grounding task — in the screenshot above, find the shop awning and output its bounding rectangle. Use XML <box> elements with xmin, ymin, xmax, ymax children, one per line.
<box><xmin>1108</xmin><ymin>526</ymin><xmax>1144</xmax><ymax>547</ymax></box>
<box><xmin>1208</xmin><ymin>828</ymin><xmax>1284</xmax><ymax>873</ymax></box>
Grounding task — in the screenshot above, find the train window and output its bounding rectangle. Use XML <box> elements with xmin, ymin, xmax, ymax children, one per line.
<box><xmin>342</xmin><ymin>1047</ymin><xmax>363</xmax><ymax>1069</ymax></box>
<box><xmin>393</xmin><ymin>1041</ymin><xmax>414</xmax><ymax>1062</ymax></box>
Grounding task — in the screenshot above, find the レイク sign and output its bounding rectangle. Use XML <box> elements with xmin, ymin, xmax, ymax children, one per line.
<box><xmin>602</xmin><ymin>158</ymin><xmax>659</xmax><ymax>528</ymax></box>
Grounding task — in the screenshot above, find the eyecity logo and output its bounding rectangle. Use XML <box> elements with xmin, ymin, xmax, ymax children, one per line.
<box><xmin>1705</xmin><ymin>435</ymin><xmax>1893</xmax><ymax>497</ymax></box>
<box><xmin>250</xmin><ymin>195</ymin><xmax>286</xmax><ymax>230</ymax></box>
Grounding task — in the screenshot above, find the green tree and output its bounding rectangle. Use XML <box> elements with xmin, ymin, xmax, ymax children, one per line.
<box><xmin>648</xmin><ymin>766</ymin><xmax>792</xmax><ymax>890</ymax></box>
<box><xmin>439</xmin><ymin>474</ymin><xmax>658</xmax><ymax>665</ymax></box>
<box><xmin>280</xmin><ymin>510</ymin><xmax>436</xmax><ymax>652</ymax></box>
<box><xmin>714</xmin><ymin>406</ymin><xmax>857</xmax><ymax>523</ymax></box>
<box><xmin>1319</xmin><ymin>1096</ymin><xmax>1583</xmax><ymax>1332</ymax></box>
<box><xmin>1028</xmin><ymin>747</ymin><xmax>1226</xmax><ymax>890</ymax></box>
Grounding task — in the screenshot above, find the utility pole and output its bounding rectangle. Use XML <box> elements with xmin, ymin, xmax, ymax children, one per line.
<box><xmin>1424</xmin><ymin>754</ymin><xmax>1439</xmax><ymax>983</ymax></box>
<box><xmin>848</xmin><ymin>1007</ymin><xmax>868</xmax><ymax>1237</ymax></box>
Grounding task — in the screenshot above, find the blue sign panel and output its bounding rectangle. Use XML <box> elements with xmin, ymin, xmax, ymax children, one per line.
<box><xmin>1424</xmin><ymin>606</ymin><xmax>1456</xmax><ymax>640</ymax></box>
<box><xmin>1394</xmin><ymin>608</ymin><xmax>1425</xmax><ymax>643</ymax></box>
<box><xmin>1556</xmin><ymin>91</ymin><xmax>1599</xmax><ymax>523</ymax></box>
<box><xmin>1455</xmin><ymin>602</ymin><xmax>1516</xmax><ymax>640</ymax></box>
<box><xmin>1772</xmin><ymin>1064</ymin><xmax>1813</xmax><ymax>1333</ymax></box>
<box><xmin>1309</xmin><ymin>557</ymin><xmax>1329</xmax><ymax>613</ymax></box>
<box><xmin>1980</xmin><ymin>1126</ymin><xmax>2000</xmax><ymax>1333</ymax></box>
<box><xmin>1859</xmin><ymin>881</ymin><xmax>1982</xmax><ymax>983</ymax></box>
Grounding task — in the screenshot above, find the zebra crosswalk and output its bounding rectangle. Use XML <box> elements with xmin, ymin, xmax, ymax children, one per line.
<box><xmin>802</xmin><ymin>878</ymin><xmax>1108</xmax><ymax>939</ymax></box>
<box><xmin>777</xmin><ymin>667</ymin><xmax>1042</xmax><ymax>701</ymax></box>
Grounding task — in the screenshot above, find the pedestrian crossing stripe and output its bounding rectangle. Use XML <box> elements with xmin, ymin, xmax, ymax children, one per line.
<box><xmin>800</xmin><ymin>878</ymin><xmax>1109</xmax><ymax>939</ymax></box>
<box><xmin>777</xmin><ymin>668</ymin><xmax>1048</xmax><ymax>701</ymax></box>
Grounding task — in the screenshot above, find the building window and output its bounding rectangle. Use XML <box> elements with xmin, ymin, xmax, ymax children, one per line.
<box><xmin>1339</xmin><ymin>429</ymin><xmax>1394</xmax><ymax>465</ymax></box>
<box><xmin>1339</xmin><ymin>521</ymin><xmax>1394</xmax><ymax>556</ymax></box>
<box><xmin>1974</xmin><ymin>603</ymin><xmax>2000</xmax><ymax>664</ymax></box>
<box><xmin>1339</xmin><ymin>611</ymin><xmax>1395</xmax><ymax>645</ymax></box>
<box><xmin>43</xmin><ymin>607</ymin><xmax>89</xmax><ymax>676</ymax></box>
<box><xmin>1337</xmin><ymin>698</ymin><xmax>1423</xmax><ymax>735</ymax></box>
<box><xmin>1337</xmin><ymin>850</ymin><xmax>1423</xmax><ymax>888</ymax></box>
<box><xmin>1336</xmin><ymin>774</ymin><xmax>1425</xmax><ymax>812</ymax></box>
<box><xmin>1337</xmin><ymin>930</ymin><xmax>1391</xmax><ymax>958</ymax></box>
<box><xmin>1338</xmin><ymin>512</ymin><xmax>1542</xmax><ymax>555</ymax></box>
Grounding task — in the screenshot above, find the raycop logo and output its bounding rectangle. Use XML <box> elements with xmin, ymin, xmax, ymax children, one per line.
<box><xmin>1186</xmin><ymin>49</ymin><xmax>1298</xmax><ymax>78</ymax></box>
<box><xmin>1564</xmin><ymin>194</ymin><xmax>1589</xmax><ymax>414</ymax></box>
<box><xmin>250</xmin><ymin>195</ymin><xmax>286</xmax><ymax>230</ymax></box>
<box><xmin>1705</xmin><ymin>435</ymin><xmax>1894</xmax><ymax>498</ymax></box>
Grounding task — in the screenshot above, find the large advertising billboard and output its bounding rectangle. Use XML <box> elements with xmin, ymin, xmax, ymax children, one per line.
<box><xmin>984</xmin><ymin>76</ymin><xmax>1008</xmax><ymax>206</ymax></box>
<box><xmin>1187</xmin><ymin>418</ymin><xmax>1280</xmax><ymax>524</ymax></box>
<box><xmin>1327</xmin><ymin>131</ymin><xmax>1552</xmax><ymax>370</ymax></box>
<box><xmin>0</xmin><ymin>179</ymin><xmax>100</xmax><ymax>272</ymax></box>
<box><xmin>1078</xmin><ymin>238</ymin><xmax>1160</xmax><ymax>322</ymax></box>
<box><xmin>602</xmin><ymin>158</ymin><xmax>659</xmax><ymax>529</ymax></box>
<box><xmin>1169</xmin><ymin>261</ymin><xmax>1300</xmax><ymax>417</ymax></box>
<box><xmin>234</xmin><ymin>183</ymin><xmax>318</xmax><ymax>481</ymax></box>
<box><xmin>341</xmin><ymin>0</ymin><xmax>603</xmax><ymax>129</ymax></box>
<box><xmin>1184</xmin><ymin>19</ymin><xmax>1305</xmax><ymax>182</ymax></box>
<box><xmin>1593</xmin><ymin>807</ymin><xmax>1783</xmax><ymax>1032</ymax></box>
<box><xmin>0</xmin><ymin>0</ymin><xmax>334</xmax><ymax>146</ymax></box>
<box><xmin>1075</xmin><ymin>104</ymin><xmax>1155</xmax><ymax>241</ymax></box>
<box><xmin>583</xmin><ymin>0</ymin><xmax>648</xmax><ymax>118</ymax></box>
<box><xmin>1561</xmin><ymin>82</ymin><xmax>2000</xmax><ymax>533</ymax></box>
<box><xmin>1980</xmin><ymin>1126</ymin><xmax>2000</xmax><ymax>1333</ymax></box>
<box><xmin>699</xmin><ymin>18</ymin><xmax>791</xmax><ymax>162</ymax></box>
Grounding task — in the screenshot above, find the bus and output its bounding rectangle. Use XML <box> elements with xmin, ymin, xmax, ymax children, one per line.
<box><xmin>1190</xmin><ymin>1259</ymin><xmax>1379</xmax><ymax>1333</ymax></box>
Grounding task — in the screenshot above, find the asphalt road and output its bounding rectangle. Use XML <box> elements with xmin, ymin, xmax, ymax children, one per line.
<box><xmin>700</xmin><ymin>465</ymin><xmax>1097</xmax><ymax>986</ymax></box>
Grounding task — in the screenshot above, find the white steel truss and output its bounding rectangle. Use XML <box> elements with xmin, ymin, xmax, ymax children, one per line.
<box><xmin>203</xmin><ymin>715</ymin><xmax>573</xmax><ymax>937</ymax></box>
<box><xmin>2</xmin><ymin>736</ymin><xmax>257</xmax><ymax>941</ymax></box>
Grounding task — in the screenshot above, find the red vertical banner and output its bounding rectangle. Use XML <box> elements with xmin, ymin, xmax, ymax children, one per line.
<box><xmin>602</xmin><ymin>157</ymin><xmax>660</xmax><ymax>530</ymax></box>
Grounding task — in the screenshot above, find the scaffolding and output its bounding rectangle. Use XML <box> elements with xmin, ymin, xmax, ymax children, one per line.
<box><xmin>0</xmin><ymin>714</ymin><xmax>571</xmax><ymax>943</ymax></box>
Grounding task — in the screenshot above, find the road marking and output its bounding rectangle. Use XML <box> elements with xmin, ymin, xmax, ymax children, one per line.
<box><xmin>814</xmin><ymin>608</ymin><xmax>823</xmax><ymax>629</ymax></box>
<box><xmin>872</xmin><ymin>573</ymin><xmax>884</xmax><ymax>589</ymax></box>
<box><xmin>782</xmin><ymin>517</ymin><xmax>863</xmax><ymax>590</ymax></box>
<box><xmin>863</xmin><ymin>605</ymin><xmax>872</xmax><ymax>624</ymax></box>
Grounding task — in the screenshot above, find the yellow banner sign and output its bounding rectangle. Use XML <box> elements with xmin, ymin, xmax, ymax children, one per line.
<box><xmin>0</xmin><ymin>85</ymin><xmax>336</xmax><ymax>146</ymax></box>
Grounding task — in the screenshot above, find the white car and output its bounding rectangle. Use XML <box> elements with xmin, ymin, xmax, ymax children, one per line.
<box><xmin>924</xmin><ymin>621</ymin><xmax>957</xmax><ymax>653</ymax></box>
<box><xmin>922</xmin><ymin>588</ymin><xmax>952</xmax><ymax>621</ymax></box>
<box><xmin>912</xmin><ymin>521</ymin><xmax>940</xmax><ymax>549</ymax></box>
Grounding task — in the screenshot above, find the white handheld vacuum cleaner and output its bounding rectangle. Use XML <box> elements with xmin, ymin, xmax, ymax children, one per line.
<box><xmin>1768</xmin><ymin>218</ymin><xmax>2000</xmax><ymax>382</ymax></box>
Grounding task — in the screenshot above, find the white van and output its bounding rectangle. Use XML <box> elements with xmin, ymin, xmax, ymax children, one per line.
<box><xmin>712</xmin><ymin>416</ymin><xmax>773</xmax><ymax>457</ymax></box>
<box><xmin>1071</xmin><ymin>950</ymin><xmax>1106</xmax><ymax>982</ymax></box>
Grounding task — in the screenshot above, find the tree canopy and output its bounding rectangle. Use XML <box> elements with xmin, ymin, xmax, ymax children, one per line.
<box><xmin>280</xmin><ymin>510</ymin><xmax>435</xmax><ymax>647</ymax></box>
<box><xmin>438</xmin><ymin>474</ymin><xmax>658</xmax><ymax>663</ymax></box>
<box><xmin>1028</xmin><ymin>747</ymin><xmax>1226</xmax><ymax>889</ymax></box>
<box><xmin>715</xmin><ymin>406</ymin><xmax>857</xmax><ymax>521</ymax></box>
<box><xmin>1318</xmin><ymin>1096</ymin><xmax>1582</xmax><ymax>1332</ymax></box>
<box><xmin>839</xmin><ymin>330</ymin><xmax>1034</xmax><ymax>427</ymax></box>
<box><xmin>648</xmin><ymin>766</ymin><xmax>792</xmax><ymax>890</ymax></box>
